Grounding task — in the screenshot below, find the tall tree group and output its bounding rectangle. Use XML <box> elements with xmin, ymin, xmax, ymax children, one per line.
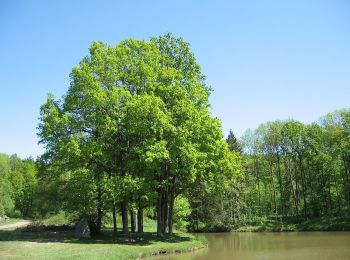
<box><xmin>37</xmin><ymin>34</ymin><xmax>240</xmax><ymax>235</ymax></box>
<box><xmin>241</xmin><ymin>109</ymin><xmax>350</xmax><ymax>222</ymax></box>
<box><xmin>0</xmin><ymin>154</ymin><xmax>37</xmax><ymax>217</ymax></box>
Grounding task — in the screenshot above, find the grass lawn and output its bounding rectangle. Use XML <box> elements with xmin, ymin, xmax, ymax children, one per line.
<box><xmin>234</xmin><ymin>216</ymin><xmax>350</xmax><ymax>232</ymax></box>
<box><xmin>0</xmin><ymin>218</ymin><xmax>22</xmax><ymax>227</ymax></box>
<box><xmin>0</xmin><ymin>219</ymin><xmax>206</xmax><ymax>259</ymax></box>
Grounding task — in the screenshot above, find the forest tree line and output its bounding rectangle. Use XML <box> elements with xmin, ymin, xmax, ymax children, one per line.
<box><xmin>0</xmin><ymin>154</ymin><xmax>36</xmax><ymax>217</ymax></box>
<box><xmin>1</xmin><ymin>109</ymin><xmax>349</xmax><ymax>231</ymax></box>
<box><xmin>239</xmin><ymin>109</ymin><xmax>350</xmax><ymax>223</ymax></box>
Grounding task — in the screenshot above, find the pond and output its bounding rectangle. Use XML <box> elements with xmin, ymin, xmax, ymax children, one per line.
<box><xmin>151</xmin><ymin>232</ymin><xmax>350</xmax><ymax>260</ymax></box>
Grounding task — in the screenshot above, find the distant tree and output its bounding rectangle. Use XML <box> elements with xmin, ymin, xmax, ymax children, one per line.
<box><xmin>226</xmin><ymin>130</ymin><xmax>242</xmax><ymax>153</ymax></box>
<box><xmin>239</xmin><ymin>109</ymin><xmax>350</xmax><ymax>225</ymax></box>
<box><xmin>0</xmin><ymin>154</ymin><xmax>37</xmax><ymax>217</ymax></box>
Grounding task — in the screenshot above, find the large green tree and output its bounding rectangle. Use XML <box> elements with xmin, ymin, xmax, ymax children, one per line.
<box><xmin>38</xmin><ymin>33</ymin><xmax>241</xmax><ymax>236</ymax></box>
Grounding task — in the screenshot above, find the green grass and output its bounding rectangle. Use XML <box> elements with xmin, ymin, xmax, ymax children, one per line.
<box><xmin>0</xmin><ymin>218</ymin><xmax>22</xmax><ymax>227</ymax></box>
<box><xmin>0</xmin><ymin>219</ymin><xmax>206</xmax><ymax>259</ymax></box>
<box><xmin>234</xmin><ymin>216</ymin><xmax>350</xmax><ymax>232</ymax></box>
<box><xmin>36</xmin><ymin>211</ymin><xmax>72</xmax><ymax>226</ymax></box>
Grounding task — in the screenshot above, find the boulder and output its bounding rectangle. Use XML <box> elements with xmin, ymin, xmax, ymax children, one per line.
<box><xmin>0</xmin><ymin>216</ymin><xmax>9</xmax><ymax>222</ymax></box>
<box><xmin>74</xmin><ymin>218</ymin><xmax>90</xmax><ymax>238</ymax></box>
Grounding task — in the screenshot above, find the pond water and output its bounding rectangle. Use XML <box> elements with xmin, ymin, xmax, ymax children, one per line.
<box><xmin>152</xmin><ymin>232</ymin><xmax>350</xmax><ymax>260</ymax></box>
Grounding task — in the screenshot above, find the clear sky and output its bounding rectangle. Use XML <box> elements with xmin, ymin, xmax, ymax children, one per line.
<box><xmin>1</xmin><ymin>0</ymin><xmax>349</xmax><ymax>158</ymax></box>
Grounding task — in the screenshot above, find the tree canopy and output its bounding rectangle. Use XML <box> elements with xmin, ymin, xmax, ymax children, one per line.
<box><xmin>37</xmin><ymin>33</ymin><xmax>240</xmax><ymax>235</ymax></box>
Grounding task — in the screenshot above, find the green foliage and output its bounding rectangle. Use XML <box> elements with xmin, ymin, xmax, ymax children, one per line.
<box><xmin>0</xmin><ymin>179</ymin><xmax>14</xmax><ymax>215</ymax></box>
<box><xmin>227</xmin><ymin>130</ymin><xmax>242</xmax><ymax>153</ymax></box>
<box><xmin>0</xmin><ymin>204</ymin><xmax>4</xmax><ymax>216</ymax></box>
<box><xmin>173</xmin><ymin>196</ymin><xmax>191</xmax><ymax>230</ymax></box>
<box><xmin>0</xmin><ymin>154</ymin><xmax>37</xmax><ymax>217</ymax></box>
<box><xmin>39</xmin><ymin>211</ymin><xmax>72</xmax><ymax>225</ymax></box>
<box><xmin>37</xmin><ymin>33</ymin><xmax>241</xmax><ymax>236</ymax></box>
<box><xmin>240</xmin><ymin>109</ymin><xmax>350</xmax><ymax>226</ymax></box>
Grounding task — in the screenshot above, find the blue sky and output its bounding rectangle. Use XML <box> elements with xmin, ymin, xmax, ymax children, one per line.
<box><xmin>1</xmin><ymin>0</ymin><xmax>349</xmax><ymax>158</ymax></box>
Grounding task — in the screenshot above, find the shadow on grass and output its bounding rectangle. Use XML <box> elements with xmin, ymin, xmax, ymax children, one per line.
<box><xmin>0</xmin><ymin>228</ymin><xmax>192</xmax><ymax>246</ymax></box>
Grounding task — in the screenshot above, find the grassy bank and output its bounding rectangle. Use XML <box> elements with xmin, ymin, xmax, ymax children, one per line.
<box><xmin>0</xmin><ymin>218</ymin><xmax>206</xmax><ymax>259</ymax></box>
<box><xmin>234</xmin><ymin>216</ymin><xmax>350</xmax><ymax>232</ymax></box>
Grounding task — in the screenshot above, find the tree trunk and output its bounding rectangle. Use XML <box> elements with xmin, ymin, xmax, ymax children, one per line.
<box><xmin>299</xmin><ymin>156</ymin><xmax>307</xmax><ymax>219</ymax></box>
<box><xmin>121</xmin><ymin>199</ymin><xmax>129</xmax><ymax>234</ymax></box>
<box><xmin>256</xmin><ymin>160</ymin><xmax>262</xmax><ymax>216</ymax></box>
<box><xmin>162</xmin><ymin>191</ymin><xmax>169</xmax><ymax>234</ymax></box>
<box><xmin>270</xmin><ymin>162</ymin><xmax>277</xmax><ymax>216</ymax></box>
<box><xmin>342</xmin><ymin>156</ymin><xmax>350</xmax><ymax>208</ymax></box>
<box><xmin>112</xmin><ymin>205</ymin><xmax>117</xmax><ymax>236</ymax></box>
<box><xmin>327</xmin><ymin>172</ymin><xmax>332</xmax><ymax>213</ymax></box>
<box><xmin>96</xmin><ymin>185</ymin><xmax>103</xmax><ymax>235</ymax></box>
<box><xmin>157</xmin><ymin>195</ymin><xmax>163</xmax><ymax>237</ymax></box>
<box><xmin>287</xmin><ymin>158</ymin><xmax>299</xmax><ymax>219</ymax></box>
<box><xmin>168</xmin><ymin>181</ymin><xmax>176</xmax><ymax>235</ymax></box>
<box><xmin>276</xmin><ymin>153</ymin><xmax>285</xmax><ymax>218</ymax></box>
<box><xmin>137</xmin><ymin>207</ymin><xmax>143</xmax><ymax>233</ymax></box>
<box><xmin>294</xmin><ymin>158</ymin><xmax>300</xmax><ymax>220</ymax></box>
<box><xmin>134</xmin><ymin>211</ymin><xmax>138</xmax><ymax>233</ymax></box>
<box><xmin>130</xmin><ymin>209</ymin><xmax>135</xmax><ymax>233</ymax></box>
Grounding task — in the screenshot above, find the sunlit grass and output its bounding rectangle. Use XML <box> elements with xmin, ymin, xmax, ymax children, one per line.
<box><xmin>235</xmin><ymin>216</ymin><xmax>350</xmax><ymax>232</ymax></box>
<box><xmin>0</xmin><ymin>218</ymin><xmax>206</xmax><ymax>259</ymax></box>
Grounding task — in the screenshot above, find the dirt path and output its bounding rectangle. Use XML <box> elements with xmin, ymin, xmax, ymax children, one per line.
<box><xmin>0</xmin><ymin>220</ymin><xmax>32</xmax><ymax>230</ymax></box>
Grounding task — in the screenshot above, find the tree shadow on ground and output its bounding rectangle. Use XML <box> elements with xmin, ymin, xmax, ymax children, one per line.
<box><xmin>0</xmin><ymin>229</ymin><xmax>191</xmax><ymax>246</ymax></box>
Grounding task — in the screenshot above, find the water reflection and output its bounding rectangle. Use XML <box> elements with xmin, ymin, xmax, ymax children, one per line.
<box><xmin>149</xmin><ymin>232</ymin><xmax>350</xmax><ymax>260</ymax></box>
